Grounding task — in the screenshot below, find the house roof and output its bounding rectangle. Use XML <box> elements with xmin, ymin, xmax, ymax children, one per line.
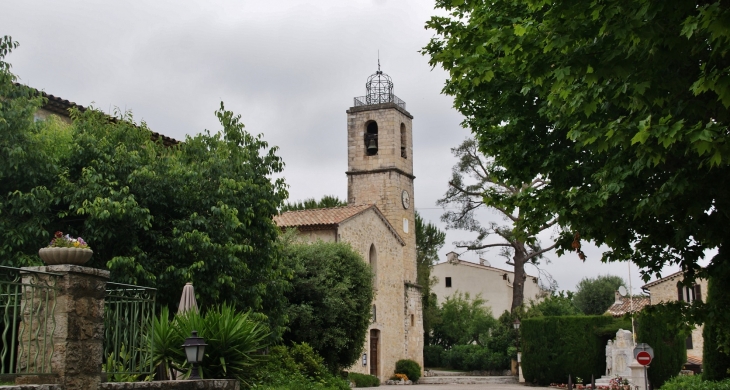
<box><xmin>17</xmin><ymin>83</ymin><xmax>179</xmax><ymax>147</ymax></box>
<box><xmin>605</xmin><ymin>296</ymin><xmax>651</xmax><ymax>317</ymax></box>
<box><xmin>641</xmin><ymin>270</ymin><xmax>686</xmax><ymax>289</ymax></box>
<box><xmin>686</xmin><ymin>354</ymin><xmax>703</xmax><ymax>366</ymax></box>
<box><xmin>274</xmin><ymin>204</ymin><xmax>405</xmax><ymax>246</ymax></box>
<box><xmin>435</xmin><ymin>258</ymin><xmax>539</xmax><ymax>282</ymax></box>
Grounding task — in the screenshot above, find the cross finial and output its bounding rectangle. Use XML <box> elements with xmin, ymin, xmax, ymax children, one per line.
<box><xmin>378</xmin><ymin>50</ymin><xmax>381</xmax><ymax>72</ymax></box>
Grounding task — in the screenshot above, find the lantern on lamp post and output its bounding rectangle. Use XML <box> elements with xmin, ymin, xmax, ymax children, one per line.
<box><xmin>182</xmin><ymin>330</ymin><xmax>207</xmax><ymax>379</ymax></box>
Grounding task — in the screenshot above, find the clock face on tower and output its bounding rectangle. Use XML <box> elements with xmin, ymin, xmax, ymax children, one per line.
<box><xmin>401</xmin><ymin>190</ymin><xmax>410</xmax><ymax>210</ymax></box>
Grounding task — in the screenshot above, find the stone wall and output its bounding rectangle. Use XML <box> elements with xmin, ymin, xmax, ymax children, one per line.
<box><xmin>100</xmin><ymin>380</ymin><xmax>239</xmax><ymax>390</ymax></box>
<box><xmin>646</xmin><ymin>274</ymin><xmax>709</xmax><ymax>359</ymax></box>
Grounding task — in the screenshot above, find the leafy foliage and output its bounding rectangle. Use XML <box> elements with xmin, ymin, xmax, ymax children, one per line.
<box><xmin>521</xmin><ymin>316</ymin><xmax>618</xmax><ymax>385</ymax></box>
<box><xmin>415</xmin><ymin>211</ymin><xmax>445</xmax><ymax>345</ymax></box>
<box><xmin>524</xmin><ymin>291</ymin><xmax>582</xmax><ymax>318</ymax></box>
<box><xmin>430</xmin><ymin>292</ymin><xmax>497</xmax><ymax>348</ymax></box>
<box><xmin>394</xmin><ymin>359</ymin><xmax>421</xmax><ymax>382</ymax></box>
<box><xmin>423</xmin><ymin>345</ymin><xmax>444</xmax><ymax>368</ymax></box>
<box><xmin>281</xmin><ymin>235</ymin><xmax>374</xmax><ymax>373</ymax></box>
<box><xmin>423</xmin><ymin>0</ymin><xmax>730</xmax><ymax>346</ymax></box>
<box><xmin>662</xmin><ymin>375</ymin><xmax>730</xmax><ymax>390</ymax></box>
<box><xmin>256</xmin><ymin>343</ymin><xmax>350</xmax><ymax>390</ymax></box>
<box><xmin>703</xmin><ymin>259</ymin><xmax>730</xmax><ymax>381</ymax></box>
<box><xmin>636</xmin><ymin>304</ymin><xmax>689</xmax><ymax>388</ymax></box>
<box><xmin>347</xmin><ymin>372</ymin><xmax>380</xmax><ymax>387</ymax></box>
<box><xmin>281</xmin><ymin>195</ymin><xmax>346</xmax><ymax>212</ymax></box>
<box><xmin>438</xmin><ymin>138</ymin><xmax>556</xmax><ymax>311</ymax></box>
<box><xmin>149</xmin><ymin>304</ymin><xmax>269</xmax><ymax>383</ymax></box>
<box><xmin>573</xmin><ymin>275</ymin><xmax>626</xmax><ymax>315</ymax></box>
<box><xmin>1</xmin><ymin>38</ymin><xmax>291</xmax><ymax>337</ymax></box>
<box><xmin>441</xmin><ymin>345</ymin><xmax>509</xmax><ymax>372</ymax></box>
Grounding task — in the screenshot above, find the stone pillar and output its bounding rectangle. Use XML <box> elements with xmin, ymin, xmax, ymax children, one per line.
<box><xmin>629</xmin><ymin>359</ymin><xmax>647</xmax><ymax>390</ymax></box>
<box><xmin>16</xmin><ymin>265</ymin><xmax>109</xmax><ymax>390</ymax></box>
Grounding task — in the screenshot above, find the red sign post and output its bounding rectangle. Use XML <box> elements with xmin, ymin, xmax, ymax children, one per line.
<box><xmin>636</xmin><ymin>351</ymin><xmax>652</xmax><ymax>366</ymax></box>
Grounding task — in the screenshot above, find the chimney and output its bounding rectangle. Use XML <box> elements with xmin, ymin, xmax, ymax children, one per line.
<box><xmin>614</xmin><ymin>290</ymin><xmax>623</xmax><ymax>304</ymax></box>
<box><xmin>446</xmin><ymin>252</ymin><xmax>459</xmax><ymax>264</ymax></box>
<box><xmin>479</xmin><ymin>258</ymin><xmax>490</xmax><ymax>267</ymax></box>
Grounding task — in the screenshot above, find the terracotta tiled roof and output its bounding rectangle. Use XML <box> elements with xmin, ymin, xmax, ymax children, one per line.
<box><xmin>274</xmin><ymin>204</ymin><xmax>405</xmax><ymax>245</ymax></box>
<box><xmin>275</xmin><ymin>204</ymin><xmax>373</xmax><ymax>228</ymax></box>
<box><xmin>605</xmin><ymin>296</ymin><xmax>651</xmax><ymax>317</ymax></box>
<box><xmin>16</xmin><ymin>83</ymin><xmax>179</xmax><ymax>147</ymax></box>
<box><xmin>686</xmin><ymin>354</ymin><xmax>703</xmax><ymax>365</ymax></box>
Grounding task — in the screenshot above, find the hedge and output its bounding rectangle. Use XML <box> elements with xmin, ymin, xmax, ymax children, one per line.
<box><xmin>521</xmin><ymin>316</ymin><xmax>631</xmax><ymax>386</ymax></box>
<box><xmin>703</xmin><ymin>259</ymin><xmax>730</xmax><ymax>381</ymax></box>
<box><xmin>636</xmin><ymin>304</ymin><xmax>687</xmax><ymax>388</ymax></box>
<box><xmin>441</xmin><ymin>344</ymin><xmax>509</xmax><ymax>371</ymax></box>
<box><xmin>394</xmin><ymin>359</ymin><xmax>421</xmax><ymax>382</ymax></box>
<box><xmin>348</xmin><ymin>372</ymin><xmax>380</xmax><ymax>387</ymax></box>
<box><xmin>424</xmin><ymin>345</ymin><xmax>444</xmax><ymax>368</ymax></box>
<box><xmin>662</xmin><ymin>375</ymin><xmax>730</xmax><ymax>390</ymax></box>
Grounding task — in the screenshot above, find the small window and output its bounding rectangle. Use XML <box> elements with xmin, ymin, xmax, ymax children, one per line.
<box><xmin>365</xmin><ymin>121</ymin><xmax>378</xmax><ymax>156</ymax></box>
<box><xmin>372</xmin><ymin>305</ymin><xmax>377</xmax><ymax>323</ymax></box>
<box><xmin>400</xmin><ymin>123</ymin><xmax>407</xmax><ymax>158</ymax></box>
<box><xmin>686</xmin><ymin>335</ymin><xmax>694</xmax><ymax>349</ymax></box>
<box><xmin>410</xmin><ymin>314</ymin><xmax>414</xmax><ymax>327</ymax></box>
<box><xmin>369</xmin><ymin>244</ymin><xmax>377</xmax><ymax>287</ymax></box>
<box><xmin>445</xmin><ymin>277</ymin><xmax>452</xmax><ymax>288</ymax></box>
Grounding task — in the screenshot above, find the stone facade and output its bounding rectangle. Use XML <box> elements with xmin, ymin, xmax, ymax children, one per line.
<box><xmin>642</xmin><ymin>271</ymin><xmax>708</xmax><ymax>360</ymax></box>
<box><xmin>275</xmin><ymin>93</ymin><xmax>423</xmax><ymax>382</ymax></box>
<box><xmin>431</xmin><ymin>252</ymin><xmax>544</xmax><ymax>316</ymax></box>
<box><xmin>16</xmin><ymin>265</ymin><xmax>108</xmax><ymax>390</ymax></box>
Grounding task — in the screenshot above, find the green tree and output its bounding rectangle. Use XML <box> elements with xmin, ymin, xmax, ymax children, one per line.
<box><xmin>280</xmin><ymin>235</ymin><xmax>374</xmax><ymax>373</ymax></box>
<box><xmin>423</xmin><ymin>0</ymin><xmax>730</xmax><ymax>347</ymax></box>
<box><xmin>573</xmin><ymin>275</ymin><xmax>626</xmax><ymax>315</ymax></box>
<box><xmin>524</xmin><ymin>291</ymin><xmax>582</xmax><ymax>318</ymax></box>
<box><xmin>415</xmin><ymin>211</ymin><xmax>446</xmax><ymax>345</ymax></box>
<box><xmin>280</xmin><ymin>195</ymin><xmax>346</xmax><ymax>212</ymax></box>
<box><xmin>636</xmin><ymin>304</ymin><xmax>689</xmax><ymax>388</ymax></box>
<box><xmin>702</xmin><ymin>260</ymin><xmax>730</xmax><ymax>381</ymax></box>
<box><xmin>438</xmin><ymin>138</ymin><xmax>556</xmax><ymax>311</ymax></box>
<box><xmin>1</xmin><ymin>37</ymin><xmax>291</xmax><ymax>339</ymax></box>
<box><xmin>431</xmin><ymin>292</ymin><xmax>497</xmax><ymax>348</ymax></box>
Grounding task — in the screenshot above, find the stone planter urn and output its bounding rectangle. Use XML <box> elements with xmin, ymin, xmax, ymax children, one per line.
<box><xmin>38</xmin><ymin>247</ymin><xmax>93</xmax><ymax>265</ymax></box>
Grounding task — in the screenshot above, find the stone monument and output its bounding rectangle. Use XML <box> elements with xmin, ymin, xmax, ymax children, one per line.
<box><xmin>596</xmin><ymin>329</ymin><xmax>638</xmax><ymax>384</ymax></box>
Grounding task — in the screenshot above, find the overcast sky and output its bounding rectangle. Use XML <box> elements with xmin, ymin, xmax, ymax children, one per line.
<box><xmin>2</xmin><ymin>1</ymin><xmax>708</xmax><ymax>294</ymax></box>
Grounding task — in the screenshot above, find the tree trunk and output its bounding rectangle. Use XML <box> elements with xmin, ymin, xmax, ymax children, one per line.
<box><xmin>511</xmin><ymin>241</ymin><xmax>528</xmax><ymax>312</ymax></box>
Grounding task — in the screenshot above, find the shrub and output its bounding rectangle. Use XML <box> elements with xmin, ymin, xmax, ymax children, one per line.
<box><xmin>441</xmin><ymin>344</ymin><xmax>508</xmax><ymax>371</ymax></box>
<box><xmin>256</xmin><ymin>343</ymin><xmax>350</xmax><ymax>390</ymax></box>
<box><xmin>423</xmin><ymin>345</ymin><xmax>444</xmax><ymax>368</ymax></box>
<box><xmin>521</xmin><ymin>315</ymin><xmax>618</xmax><ymax>385</ymax></box>
<box><xmin>662</xmin><ymin>375</ymin><xmax>730</xmax><ymax>390</ymax></box>
<box><xmin>348</xmin><ymin>372</ymin><xmax>380</xmax><ymax>387</ymax></box>
<box><xmin>636</xmin><ymin>304</ymin><xmax>688</xmax><ymax>388</ymax></box>
<box><xmin>704</xmin><ymin>260</ymin><xmax>730</xmax><ymax>381</ymax></box>
<box><xmin>394</xmin><ymin>359</ymin><xmax>421</xmax><ymax>382</ymax></box>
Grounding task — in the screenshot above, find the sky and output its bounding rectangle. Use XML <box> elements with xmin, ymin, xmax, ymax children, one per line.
<box><xmin>2</xmin><ymin>0</ymin><xmax>709</xmax><ymax>294</ymax></box>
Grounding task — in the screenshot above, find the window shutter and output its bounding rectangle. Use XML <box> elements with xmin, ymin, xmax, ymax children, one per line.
<box><xmin>694</xmin><ymin>284</ymin><xmax>702</xmax><ymax>303</ymax></box>
<box><xmin>677</xmin><ymin>284</ymin><xmax>684</xmax><ymax>301</ymax></box>
<box><xmin>686</xmin><ymin>335</ymin><xmax>694</xmax><ymax>349</ymax></box>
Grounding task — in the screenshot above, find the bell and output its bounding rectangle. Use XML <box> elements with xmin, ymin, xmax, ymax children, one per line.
<box><xmin>367</xmin><ymin>139</ymin><xmax>378</xmax><ymax>153</ymax></box>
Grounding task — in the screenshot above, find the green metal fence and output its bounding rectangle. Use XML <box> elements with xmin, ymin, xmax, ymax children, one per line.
<box><xmin>0</xmin><ymin>265</ymin><xmax>60</xmax><ymax>375</ymax></box>
<box><xmin>103</xmin><ymin>282</ymin><xmax>156</xmax><ymax>378</ymax></box>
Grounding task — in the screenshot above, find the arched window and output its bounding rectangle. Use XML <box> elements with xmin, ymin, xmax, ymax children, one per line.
<box><xmin>400</xmin><ymin>123</ymin><xmax>407</xmax><ymax>158</ymax></box>
<box><xmin>365</xmin><ymin>121</ymin><xmax>378</xmax><ymax>156</ymax></box>
<box><xmin>369</xmin><ymin>244</ymin><xmax>377</xmax><ymax>287</ymax></box>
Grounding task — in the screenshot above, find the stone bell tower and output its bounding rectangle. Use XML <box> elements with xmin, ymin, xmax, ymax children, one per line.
<box><xmin>346</xmin><ymin>63</ymin><xmax>423</xmax><ymax>374</ymax></box>
<box><xmin>346</xmin><ymin>64</ymin><xmax>416</xmax><ymax>282</ymax></box>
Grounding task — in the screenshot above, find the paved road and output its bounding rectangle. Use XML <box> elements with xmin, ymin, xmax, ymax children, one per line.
<box><xmin>358</xmin><ymin>385</ymin><xmax>550</xmax><ymax>389</ymax></box>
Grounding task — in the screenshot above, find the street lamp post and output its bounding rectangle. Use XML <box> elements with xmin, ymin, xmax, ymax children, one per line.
<box><xmin>513</xmin><ymin>319</ymin><xmax>521</xmax><ymax>379</ymax></box>
<box><xmin>182</xmin><ymin>330</ymin><xmax>208</xmax><ymax>380</ymax></box>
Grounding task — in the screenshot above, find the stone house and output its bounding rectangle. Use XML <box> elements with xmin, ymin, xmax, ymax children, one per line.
<box><xmin>274</xmin><ymin>68</ymin><xmax>423</xmax><ymax>382</ymax></box>
<box><xmin>641</xmin><ymin>271</ymin><xmax>708</xmax><ymax>364</ymax></box>
<box><xmin>430</xmin><ymin>251</ymin><xmax>544</xmax><ymax>316</ymax></box>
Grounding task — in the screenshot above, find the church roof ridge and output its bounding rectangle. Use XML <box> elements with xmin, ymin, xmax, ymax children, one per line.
<box><xmin>274</xmin><ymin>203</ymin><xmax>406</xmax><ymax>246</ymax></box>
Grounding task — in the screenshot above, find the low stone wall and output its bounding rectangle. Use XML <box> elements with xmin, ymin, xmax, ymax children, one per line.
<box><xmin>100</xmin><ymin>380</ymin><xmax>239</xmax><ymax>390</ymax></box>
<box><xmin>0</xmin><ymin>380</ymin><xmax>238</xmax><ymax>390</ymax></box>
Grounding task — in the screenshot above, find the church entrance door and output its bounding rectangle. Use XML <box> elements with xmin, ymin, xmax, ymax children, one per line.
<box><xmin>370</xmin><ymin>329</ymin><xmax>379</xmax><ymax>377</ymax></box>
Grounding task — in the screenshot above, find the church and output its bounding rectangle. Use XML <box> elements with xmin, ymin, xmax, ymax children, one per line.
<box><xmin>274</xmin><ymin>67</ymin><xmax>423</xmax><ymax>380</ymax></box>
